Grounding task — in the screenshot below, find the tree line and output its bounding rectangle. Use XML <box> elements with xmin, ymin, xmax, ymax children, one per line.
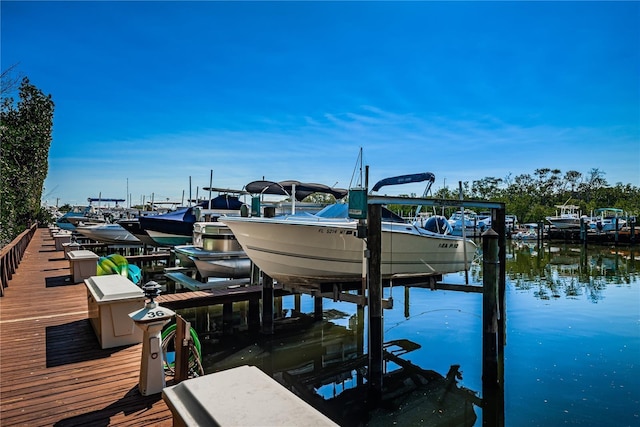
<box><xmin>390</xmin><ymin>168</ymin><xmax>639</xmax><ymax>223</ymax></box>
<box><xmin>1</xmin><ymin>74</ymin><xmax>54</xmax><ymax>245</ymax></box>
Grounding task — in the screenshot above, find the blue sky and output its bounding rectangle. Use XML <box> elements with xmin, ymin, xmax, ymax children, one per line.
<box><xmin>2</xmin><ymin>1</ymin><xmax>638</xmax><ymax>207</ymax></box>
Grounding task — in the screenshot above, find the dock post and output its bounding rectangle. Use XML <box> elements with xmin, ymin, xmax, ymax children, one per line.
<box><xmin>222</xmin><ymin>303</ymin><xmax>233</xmax><ymax>336</ymax></box>
<box><xmin>294</xmin><ymin>294</ymin><xmax>301</xmax><ymax>313</ymax></box>
<box><xmin>404</xmin><ymin>286</ymin><xmax>410</xmax><ymax>318</ymax></box>
<box><xmin>482</xmin><ymin>228</ymin><xmax>503</xmax><ymax>426</ymax></box>
<box><xmin>248</xmin><ymin>297</ymin><xmax>260</xmax><ymax>333</ymax></box>
<box><xmin>494</xmin><ymin>208</ymin><xmax>506</xmax><ymax>356</ymax></box>
<box><xmin>367</xmin><ymin>203</ymin><xmax>383</xmax><ymax>404</ymax></box>
<box><xmin>174</xmin><ymin>315</ymin><xmax>191</xmax><ymax>383</ymax></box>
<box><xmin>580</xmin><ymin>217</ymin><xmax>588</xmax><ymax>247</ymax></box>
<box><xmin>262</xmin><ymin>273</ymin><xmax>274</xmax><ymax>334</ymax></box>
<box><xmin>250</xmin><ymin>262</ymin><xmax>260</xmax><ymax>286</ymax></box>
<box><xmin>313</xmin><ymin>295</ymin><xmax>323</xmax><ymax>321</ymax></box>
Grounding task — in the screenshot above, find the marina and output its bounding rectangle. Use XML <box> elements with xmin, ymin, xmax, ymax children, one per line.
<box><xmin>1</xmin><ymin>197</ymin><xmax>638</xmax><ymax>425</ymax></box>
<box><xmin>3</xmin><ymin>3</ymin><xmax>637</xmax><ymax>425</ymax></box>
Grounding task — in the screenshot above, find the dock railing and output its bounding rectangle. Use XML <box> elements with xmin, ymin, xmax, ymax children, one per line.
<box><xmin>0</xmin><ymin>223</ymin><xmax>38</xmax><ymax>297</ymax></box>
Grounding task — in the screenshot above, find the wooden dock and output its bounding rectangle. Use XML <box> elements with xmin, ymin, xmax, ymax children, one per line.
<box><xmin>0</xmin><ymin>228</ymin><xmax>173</xmax><ymax>426</ymax></box>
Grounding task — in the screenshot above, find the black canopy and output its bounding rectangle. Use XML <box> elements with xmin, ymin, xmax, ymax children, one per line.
<box><xmin>244</xmin><ymin>180</ymin><xmax>348</xmax><ymax>201</ymax></box>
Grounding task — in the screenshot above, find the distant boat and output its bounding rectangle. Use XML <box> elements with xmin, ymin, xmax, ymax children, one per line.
<box><xmin>447</xmin><ymin>209</ymin><xmax>490</xmax><ymax>236</ymax></box>
<box><xmin>66</xmin><ymin>214</ymin><xmax>107</xmax><ymax>227</ymax></box>
<box><xmin>75</xmin><ymin>223</ymin><xmax>141</xmax><ymax>245</ymax></box>
<box><xmin>222</xmin><ymin>173</ymin><xmax>477</xmax><ymax>287</ymax></box>
<box><xmin>117</xmin><ymin>217</ymin><xmax>159</xmax><ymax>246</ymax></box>
<box><xmin>512</xmin><ymin>223</ymin><xmax>541</xmax><ymax>241</ymax></box>
<box><xmin>589</xmin><ymin>208</ymin><xmax>627</xmax><ymax>232</ymax></box>
<box><xmin>139</xmin><ymin>195</ymin><xmax>247</xmax><ymax>247</ymax></box>
<box><xmin>56</xmin><ymin>205</ymin><xmax>91</xmax><ymax>230</ymax></box>
<box><xmin>546</xmin><ymin>203</ymin><xmax>585</xmax><ymax>230</ymax></box>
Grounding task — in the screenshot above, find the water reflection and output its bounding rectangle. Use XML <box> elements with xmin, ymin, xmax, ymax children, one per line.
<box><xmin>167</xmin><ymin>243</ymin><xmax>637</xmax><ymax>426</ymax></box>
<box><xmin>194</xmin><ymin>305</ymin><xmax>481</xmax><ymax>426</ymax></box>
<box><xmin>506</xmin><ymin>242</ymin><xmax>638</xmax><ymax>302</ymax></box>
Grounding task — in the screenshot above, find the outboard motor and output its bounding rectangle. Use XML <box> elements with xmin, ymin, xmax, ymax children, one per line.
<box><xmin>421</xmin><ymin>215</ymin><xmax>452</xmax><ymax>235</ymax></box>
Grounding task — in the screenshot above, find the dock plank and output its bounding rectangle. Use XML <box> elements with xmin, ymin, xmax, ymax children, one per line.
<box><xmin>0</xmin><ymin>228</ymin><xmax>173</xmax><ymax>426</ymax></box>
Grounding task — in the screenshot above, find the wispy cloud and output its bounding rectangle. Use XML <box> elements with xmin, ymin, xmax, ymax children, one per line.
<box><xmin>46</xmin><ymin>106</ymin><xmax>638</xmax><ymax>203</ymax></box>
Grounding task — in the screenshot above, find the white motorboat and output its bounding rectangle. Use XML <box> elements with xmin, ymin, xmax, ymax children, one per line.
<box><xmin>512</xmin><ymin>223</ymin><xmax>541</xmax><ymax>240</ymax></box>
<box><xmin>447</xmin><ymin>209</ymin><xmax>490</xmax><ymax>236</ymax></box>
<box><xmin>589</xmin><ymin>208</ymin><xmax>627</xmax><ymax>232</ymax></box>
<box><xmin>174</xmin><ymin>220</ymin><xmax>251</xmax><ymax>278</ymax></box>
<box><xmin>546</xmin><ymin>203</ymin><xmax>585</xmax><ymax>229</ymax></box>
<box><xmin>74</xmin><ymin>223</ymin><xmax>141</xmax><ymax>245</ymax></box>
<box><xmin>221</xmin><ymin>173</ymin><xmax>477</xmax><ymax>287</ymax></box>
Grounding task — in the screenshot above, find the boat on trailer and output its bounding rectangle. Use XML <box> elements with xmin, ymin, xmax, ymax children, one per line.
<box><xmin>221</xmin><ymin>173</ymin><xmax>477</xmax><ymax>287</ymax></box>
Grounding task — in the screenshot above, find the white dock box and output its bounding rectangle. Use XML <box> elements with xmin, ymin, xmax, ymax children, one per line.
<box><xmin>162</xmin><ymin>365</ymin><xmax>339</xmax><ymax>427</ymax></box>
<box><xmin>84</xmin><ymin>275</ymin><xmax>145</xmax><ymax>349</ymax></box>
<box><xmin>63</xmin><ymin>242</ymin><xmax>82</xmax><ymax>260</ymax></box>
<box><xmin>53</xmin><ymin>232</ymin><xmax>72</xmax><ymax>251</ymax></box>
<box><xmin>68</xmin><ymin>250</ymin><xmax>99</xmax><ymax>282</ymax></box>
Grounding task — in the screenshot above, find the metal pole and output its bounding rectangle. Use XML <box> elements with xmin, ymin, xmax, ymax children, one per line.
<box><xmin>208</xmin><ymin>170</ymin><xmax>213</xmax><ymax>210</ymax></box>
<box><xmin>459</xmin><ymin>182</ymin><xmax>469</xmax><ymax>284</ymax></box>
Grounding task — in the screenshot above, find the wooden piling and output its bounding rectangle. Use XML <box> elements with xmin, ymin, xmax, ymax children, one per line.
<box><xmin>367</xmin><ymin>203</ymin><xmax>383</xmax><ymax>403</ymax></box>
<box><xmin>223</xmin><ymin>303</ymin><xmax>233</xmax><ymax>335</ymax></box>
<box><xmin>482</xmin><ymin>229</ymin><xmax>499</xmax><ymax>385</ymax></box>
<box><xmin>404</xmin><ymin>286</ymin><xmax>410</xmax><ymax>318</ymax></box>
<box><xmin>494</xmin><ymin>208</ymin><xmax>506</xmax><ymax>354</ymax></box>
<box><xmin>174</xmin><ymin>315</ymin><xmax>191</xmax><ymax>383</ymax></box>
<box><xmin>482</xmin><ymin>228</ymin><xmax>503</xmax><ymax>426</ymax></box>
<box><xmin>262</xmin><ymin>273</ymin><xmax>274</xmax><ymax>334</ymax></box>
<box><xmin>313</xmin><ymin>295</ymin><xmax>323</xmax><ymax>321</ymax></box>
<box><xmin>248</xmin><ymin>297</ymin><xmax>260</xmax><ymax>332</ymax></box>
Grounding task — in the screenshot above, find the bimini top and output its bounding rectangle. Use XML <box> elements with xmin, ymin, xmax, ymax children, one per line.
<box><xmin>371</xmin><ymin>172</ymin><xmax>435</xmax><ymax>193</ymax></box>
<box><xmin>244</xmin><ymin>180</ymin><xmax>349</xmax><ymax>201</ymax></box>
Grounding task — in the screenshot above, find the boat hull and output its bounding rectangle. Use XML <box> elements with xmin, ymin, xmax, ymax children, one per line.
<box><xmin>145</xmin><ymin>229</ymin><xmax>192</xmax><ymax>246</ymax></box>
<box><xmin>222</xmin><ymin>217</ymin><xmax>477</xmax><ymax>286</ymax></box>
<box><xmin>75</xmin><ymin>224</ymin><xmax>141</xmax><ymax>245</ymax></box>
<box><xmin>117</xmin><ymin>218</ymin><xmax>159</xmax><ymax>246</ymax></box>
<box><xmin>546</xmin><ymin>218</ymin><xmax>581</xmax><ymax>229</ymax></box>
<box><xmin>192</xmin><ymin>257</ymin><xmax>251</xmax><ymax>279</ymax></box>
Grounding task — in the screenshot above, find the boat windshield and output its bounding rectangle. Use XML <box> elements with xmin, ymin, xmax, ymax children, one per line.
<box><xmin>315</xmin><ymin>203</ymin><xmax>406</xmax><ymax>223</ymax></box>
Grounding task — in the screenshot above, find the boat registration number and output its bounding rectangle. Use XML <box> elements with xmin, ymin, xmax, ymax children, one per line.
<box><xmin>318</xmin><ymin>228</ymin><xmax>355</xmax><ymax>235</ymax></box>
<box><xmin>438</xmin><ymin>243</ymin><xmax>459</xmax><ymax>248</ymax></box>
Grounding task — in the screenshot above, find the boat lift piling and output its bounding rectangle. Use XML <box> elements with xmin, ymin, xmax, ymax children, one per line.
<box><xmin>262</xmin><ymin>274</ymin><xmax>275</xmax><ymax>335</ymax></box>
<box><xmin>366</xmin><ymin>194</ymin><xmax>506</xmax><ymax>423</ymax></box>
<box><xmin>366</xmin><ymin>203</ymin><xmax>384</xmax><ymax>404</ymax></box>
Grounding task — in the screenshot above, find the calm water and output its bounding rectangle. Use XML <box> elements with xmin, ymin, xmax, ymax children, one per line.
<box><xmin>175</xmin><ymin>242</ymin><xmax>639</xmax><ymax>426</ymax></box>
